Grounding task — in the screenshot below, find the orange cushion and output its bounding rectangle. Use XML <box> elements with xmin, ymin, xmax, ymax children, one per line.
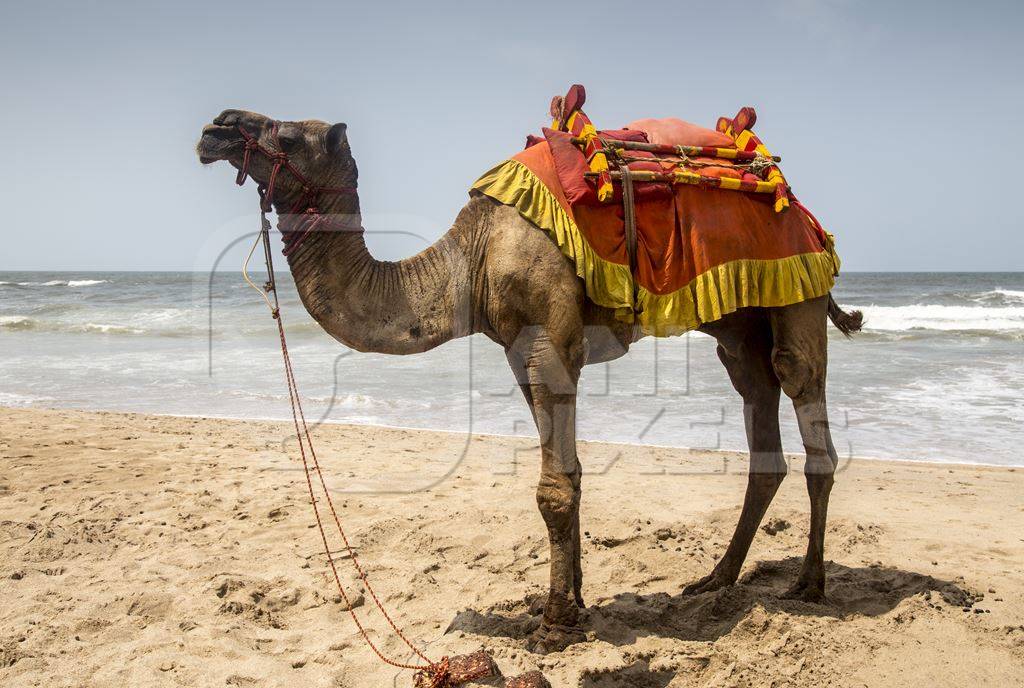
<box><xmin>626</xmin><ymin>117</ymin><xmax>735</xmax><ymax>149</ymax></box>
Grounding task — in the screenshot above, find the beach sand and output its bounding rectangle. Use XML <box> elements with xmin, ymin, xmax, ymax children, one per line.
<box><xmin>1</xmin><ymin>407</ymin><xmax>1022</xmax><ymax>687</ymax></box>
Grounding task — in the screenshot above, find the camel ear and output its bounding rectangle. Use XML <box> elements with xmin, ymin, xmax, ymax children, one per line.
<box><xmin>325</xmin><ymin>122</ymin><xmax>348</xmax><ymax>152</ymax></box>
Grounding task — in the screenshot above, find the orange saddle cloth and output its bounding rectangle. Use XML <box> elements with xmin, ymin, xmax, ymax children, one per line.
<box><xmin>471</xmin><ymin>117</ymin><xmax>840</xmax><ymax>337</ymax></box>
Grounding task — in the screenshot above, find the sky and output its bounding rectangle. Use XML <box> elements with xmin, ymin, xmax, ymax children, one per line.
<box><xmin>1</xmin><ymin>0</ymin><xmax>1022</xmax><ymax>272</ymax></box>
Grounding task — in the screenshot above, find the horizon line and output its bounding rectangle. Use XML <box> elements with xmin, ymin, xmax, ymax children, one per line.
<box><xmin>1</xmin><ymin>268</ymin><xmax>1022</xmax><ymax>275</ymax></box>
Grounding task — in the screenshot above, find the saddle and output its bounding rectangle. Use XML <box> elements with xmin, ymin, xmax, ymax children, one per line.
<box><xmin>544</xmin><ymin>84</ymin><xmax>792</xmax><ymax>212</ymax></box>
<box><xmin>471</xmin><ymin>84</ymin><xmax>840</xmax><ymax>336</ymax></box>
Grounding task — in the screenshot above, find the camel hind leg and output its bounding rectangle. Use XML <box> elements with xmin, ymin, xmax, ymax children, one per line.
<box><xmin>770</xmin><ymin>295</ymin><xmax>837</xmax><ymax>603</ymax></box>
<box><xmin>684</xmin><ymin>314</ymin><xmax>786</xmax><ymax>594</ymax></box>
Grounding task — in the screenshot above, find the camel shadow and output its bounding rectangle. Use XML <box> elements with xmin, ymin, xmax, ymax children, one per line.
<box><xmin>578</xmin><ymin>659</ymin><xmax>674</xmax><ymax>688</ymax></box>
<box><xmin>447</xmin><ymin>557</ymin><xmax>975</xmax><ymax>651</ymax></box>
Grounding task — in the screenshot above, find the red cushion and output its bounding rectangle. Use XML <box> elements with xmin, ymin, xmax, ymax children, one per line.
<box><xmin>543</xmin><ymin>128</ymin><xmax>670</xmax><ymax>205</ymax></box>
<box><xmin>542</xmin><ymin>128</ymin><xmax>595</xmax><ymax>204</ymax></box>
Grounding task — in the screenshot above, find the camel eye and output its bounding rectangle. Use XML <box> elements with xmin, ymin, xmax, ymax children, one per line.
<box><xmin>277</xmin><ymin>128</ymin><xmax>302</xmax><ymax>149</ymax></box>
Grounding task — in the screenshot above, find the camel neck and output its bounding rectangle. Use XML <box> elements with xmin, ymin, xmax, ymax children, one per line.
<box><xmin>281</xmin><ymin>210</ymin><xmax>479</xmax><ymax>355</ymax></box>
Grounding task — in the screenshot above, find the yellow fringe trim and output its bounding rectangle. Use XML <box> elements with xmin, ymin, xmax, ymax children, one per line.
<box><xmin>636</xmin><ymin>253</ymin><xmax>837</xmax><ymax>337</ymax></box>
<box><xmin>472</xmin><ymin>159</ymin><xmax>635</xmax><ymax>314</ymax></box>
<box><xmin>471</xmin><ymin>159</ymin><xmax>838</xmax><ymax>337</ymax></box>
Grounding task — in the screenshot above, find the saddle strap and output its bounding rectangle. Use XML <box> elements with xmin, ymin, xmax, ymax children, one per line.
<box><xmin>620</xmin><ymin>164</ymin><xmax>640</xmax><ymax>313</ymax></box>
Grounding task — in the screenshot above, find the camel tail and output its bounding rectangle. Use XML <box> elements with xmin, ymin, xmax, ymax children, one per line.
<box><xmin>827</xmin><ymin>293</ymin><xmax>863</xmax><ymax>337</ymax></box>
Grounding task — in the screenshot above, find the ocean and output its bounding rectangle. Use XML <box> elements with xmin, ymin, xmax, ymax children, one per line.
<box><xmin>1</xmin><ymin>271</ymin><xmax>1021</xmax><ymax>466</ymax></box>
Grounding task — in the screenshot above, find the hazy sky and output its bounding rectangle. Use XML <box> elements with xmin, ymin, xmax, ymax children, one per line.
<box><xmin>2</xmin><ymin>0</ymin><xmax>1022</xmax><ymax>271</ymax></box>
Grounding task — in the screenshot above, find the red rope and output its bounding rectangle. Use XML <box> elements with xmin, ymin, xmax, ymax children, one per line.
<box><xmin>235</xmin><ymin>123</ymin><xmax>456</xmax><ymax>684</ymax></box>
<box><xmin>236</xmin><ymin>122</ymin><xmax>357</xmax><ymax>250</ymax></box>
<box><xmin>791</xmin><ymin>197</ymin><xmax>829</xmax><ymax>246</ymax></box>
<box><xmin>252</xmin><ymin>215</ymin><xmax>452</xmax><ymax>687</ymax></box>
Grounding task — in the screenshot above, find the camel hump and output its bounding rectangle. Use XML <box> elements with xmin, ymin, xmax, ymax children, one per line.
<box><xmin>626</xmin><ymin>117</ymin><xmax>735</xmax><ymax>149</ymax></box>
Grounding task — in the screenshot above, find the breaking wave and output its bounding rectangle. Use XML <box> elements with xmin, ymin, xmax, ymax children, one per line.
<box><xmin>0</xmin><ymin>315</ymin><xmax>35</xmax><ymax>330</ymax></box>
<box><xmin>0</xmin><ymin>310</ymin><xmax>193</xmax><ymax>337</ymax></box>
<box><xmin>75</xmin><ymin>323</ymin><xmax>147</xmax><ymax>335</ymax></box>
<box><xmin>971</xmin><ymin>288</ymin><xmax>1024</xmax><ymax>305</ymax></box>
<box><xmin>851</xmin><ymin>303</ymin><xmax>1024</xmax><ymax>333</ymax></box>
<box><xmin>0</xmin><ymin>279</ymin><xmax>109</xmax><ymax>287</ymax></box>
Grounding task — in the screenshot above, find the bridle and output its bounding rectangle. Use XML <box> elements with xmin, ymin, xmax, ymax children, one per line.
<box><xmin>235</xmin><ymin>121</ymin><xmax>359</xmax><ymax>256</ymax></box>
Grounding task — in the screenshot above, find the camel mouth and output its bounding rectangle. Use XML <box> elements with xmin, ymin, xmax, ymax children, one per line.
<box><xmin>196</xmin><ymin>123</ymin><xmax>240</xmax><ymax>164</ymax></box>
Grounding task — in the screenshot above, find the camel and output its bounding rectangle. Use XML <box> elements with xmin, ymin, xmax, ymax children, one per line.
<box><xmin>196</xmin><ymin>109</ymin><xmax>863</xmax><ymax>654</ymax></box>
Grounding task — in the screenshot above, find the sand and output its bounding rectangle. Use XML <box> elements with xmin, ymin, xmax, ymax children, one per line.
<box><xmin>1</xmin><ymin>407</ymin><xmax>1022</xmax><ymax>687</ymax></box>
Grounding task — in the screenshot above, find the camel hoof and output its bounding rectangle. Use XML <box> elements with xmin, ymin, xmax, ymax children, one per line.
<box><xmin>526</xmin><ymin>621</ymin><xmax>586</xmax><ymax>654</ymax></box>
<box><xmin>781</xmin><ymin>580</ymin><xmax>827</xmax><ymax>604</ymax></box>
<box><xmin>682</xmin><ymin>570</ymin><xmax>737</xmax><ymax>596</ymax></box>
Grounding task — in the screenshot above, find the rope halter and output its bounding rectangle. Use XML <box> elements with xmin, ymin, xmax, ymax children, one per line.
<box><xmin>748</xmin><ymin>153</ymin><xmax>775</xmax><ymax>178</ymax></box>
<box><xmin>234</xmin><ymin>120</ymin><xmax>359</xmax><ymax>254</ymax></box>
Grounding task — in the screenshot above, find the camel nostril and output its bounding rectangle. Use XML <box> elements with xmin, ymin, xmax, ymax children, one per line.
<box><xmin>201</xmin><ymin>123</ymin><xmax>239</xmax><ymax>142</ymax></box>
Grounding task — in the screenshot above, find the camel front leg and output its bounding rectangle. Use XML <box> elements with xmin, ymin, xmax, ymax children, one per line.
<box><xmin>572</xmin><ymin>504</ymin><xmax>584</xmax><ymax>608</ymax></box>
<box><xmin>506</xmin><ymin>331</ymin><xmax>586</xmax><ymax>654</ymax></box>
<box><xmin>533</xmin><ymin>444</ymin><xmax>584</xmax><ymax>653</ymax></box>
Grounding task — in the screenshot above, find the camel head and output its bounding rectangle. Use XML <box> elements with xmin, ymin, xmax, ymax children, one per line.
<box><xmin>196</xmin><ymin>109</ymin><xmax>357</xmax><ymax>213</ymax></box>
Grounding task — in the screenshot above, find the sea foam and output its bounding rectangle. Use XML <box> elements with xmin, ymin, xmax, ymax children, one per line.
<box><xmin>851</xmin><ymin>303</ymin><xmax>1024</xmax><ymax>332</ymax></box>
<box><xmin>0</xmin><ymin>279</ymin><xmax>109</xmax><ymax>287</ymax></box>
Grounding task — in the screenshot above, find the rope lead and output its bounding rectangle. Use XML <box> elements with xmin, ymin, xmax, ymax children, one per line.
<box><xmin>237</xmin><ymin>128</ymin><xmax>496</xmax><ymax>687</ymax></box>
